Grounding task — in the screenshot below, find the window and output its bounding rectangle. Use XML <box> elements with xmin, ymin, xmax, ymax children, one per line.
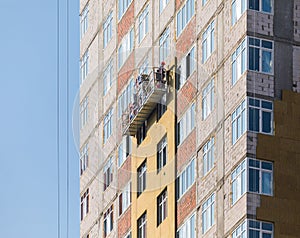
<box><xmin>118</xmin><ymin>0</ymin><xmax>133</xmax><ymax>19</ymax></box>
<box><xmin>137</xmin><ymin>121</ymin><xmax>147</xmax><ymax>145</ymax></box>
<box><xmin>80</xmin><ymin>189</ymin><xmax>89</xmax><ymax>220</ymax></box>
<box><xmin>138</xmin><ymin>6</ymin><xmax>149</xmax><ymax>43</ymax></box>
<box><xmin>232</xmin><ymin>0</ymin><xmax>246</xmax><ymax>25</ymax></box>
<box><xmin>139</xmin><ymin>58</ymin><xmax>149</xmax><ymax>75</ymax></box>
<box><xmin>137</xmin><ymin>212</ymin><xmax>147</xmax><ymax>238</ymax></box>
<box><xmin>176</xmin><ymin>0</ymin><xmax>195</xmax><ymax>36</ymax></box>
<box><xmin>157</xmin><ymin>136</ymin><xmax>167</xmax><ymax>172</ymax></box>
<box><xmin>103</xmin><ymin>158</ymin><xmax>113</xmax><ymax>191</ymax></box>
<box><xmin>119</xmin><ymin>183</ymin><xmax>131</xmax><ymax>216</ymax></box>
<box><xmin>159</xmin><ymin>28</ymin><xmax>170</xmax><ymax>63</ymax></box>
<box><xmin>202</xmin><ymin>79</ymin><xmax>214</xmax><ymax>119</ymax></box>
<box><xmin>249</xmin><ymin>0</ymin><xmax>272</xmax><ymax>13</ymax></box>
<box><xmin>202</xmin><ymin>193</ymin><xmax>215</xmax><ymax>234</ymax></box>
<box><xmin>177</xmin><ymin>103</ymin><xmax>195</xmax><ymax>145</ymax></box>
<box><xmin>248</xmin><ymin>158</ymin><xmax>273</xmax><ymax>195</ymax></box>
<box><xmin>203</xmin><ymin>138</ymin><xmax>214</xmax><ymax>175</ymax></box>
<box><xmin>118</xmin><ymin>79</ymin><xmax>135</xmax><ymax>118</ymax></box>
<box><xmin>232</xmin><ymin>219</ymin><xmax>273</xmax><ymax>238</ymax></box>
<box><xmin>80</xmin><ymin>96</ymin><xmax>88</xmax><ymax>129</ymax></box>
<box><xmin>80</xmin><ymin>4</ymin><xmax>88</xmax><ymax>39</ymax></box>
<box><xmin>231</xmin><ymin>159</ymin><xmax>246</xmax><ymax>204</ymax></box>
<box><xmin>177</xmin><ymin>213</ymin><xmax>195</xmax><ymax>238</ymax></box>
<box><xmin>177</xmin><ymin>159</ymin><xmax>195</xmax><ymax>198</ymax></box>
<box><xmin>232</xmin><ymin>220</ymin><xmax>246</xmax><ymax>238</ymax></box>
<box><xmin>160</xmin><ymin>0</ymin><xmax>169</xmax><ymax>13</ymax></box>
<box><xmin>232</xmin><ymin>100</ymin><xmax>246</xmax><ymax>144</ymax></box>
<box><xmin>104</xmin><ymin>206</ymin><xmax>113</xmax><ymax>237</ymax></box>
<box><xmin>103</xmin><ymin>12</ymin><xmax>113</xmax><ymax>48</ymax></box>
<box><xmin>118</xmin><ymin>29</ymin><xmax>134</xmax><ymax>68</ymax></box>
<box><xmin>232</xmin><ymin>39</ymin><xmax>246</xmax><ymax>85</ymax></box>
<box><xmin>80</xmin><ymin>143</ymin><xmax>88</xmax><ymax>175</ymax></box>
<box><xmin>80</xmin><ymin>50</ymin><xmax>89</xmax><ymax>83</ymax></box>
<box><xmin>248</xmin><ymin>97</ymin><xmax>273</xmax><ymax>134</ymax></box>
<box><xmin>157</xmin><ymin>93</ymin><xmax>167</xmax><ymax>120</ymax></box>
<box><xmin>157</xmin><ymin>189</ymin><xmax>168</xmax><ymax>226</ymax></box>
<box><xmin>137</xmin><ymin>160</ymin><xmax>147</xmax><ymax>196</ymax></box>
<box><xmin>249</xmin><ymin>37</ymin><xmax>273</xmax><ymax>74</ymax></box>
<box><xmin>104</xmin><ymin>108</ymin><xmax>113</xmax><ymax>143</ymax></box>
<box><xmin>118</xmin><ymin>136</ymin><xmax>131</xmax><ymax>167</ymax></box>
<box><xmin>124</xmin><ymin>232</ymin><xmax>132</xmax><ymax>238</ymax></box>
<box><xmin>202</xmin><ymin>21</ymin><xmax>215</xmax><ymax>63</ymax></box>
<box><xmin>103</xmin><ymin>60</ymin><xmax>113</xmax><ymax>95</ymax></box>
<box><xmin>202</xmin><ymin>0</ymin><xmax>208</xmax><ymax>5</ymax></box>
<box><xmin>177</xmin><ymin>46</ymin><xmax>195</xmax><ymax>89</ymax></box>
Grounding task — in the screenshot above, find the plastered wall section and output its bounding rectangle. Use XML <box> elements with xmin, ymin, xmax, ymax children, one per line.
<box><xmin>255</xmin><ymin>90</ymin><xmax>300</xmax><ymax>237</ymax></box>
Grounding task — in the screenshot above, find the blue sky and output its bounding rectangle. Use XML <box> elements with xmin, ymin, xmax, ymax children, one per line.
<box><xmin>0</xmin><ymin>0</ymin><xmax>80</xmax><ymax>237</ymax></box>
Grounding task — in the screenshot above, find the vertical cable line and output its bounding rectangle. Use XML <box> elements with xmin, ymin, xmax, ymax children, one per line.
<box><xmin>56</xmin><ymin>0</ymin><xmax>61</xmax><ymax>238</ymax></box>
<box><xmin>66</xmin><ymin>0</ymin><xmax>70</xmax><ymax>237</ymax></box>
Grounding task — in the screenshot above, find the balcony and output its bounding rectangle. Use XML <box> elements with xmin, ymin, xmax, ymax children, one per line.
<box><xmin>122</xmin><ymin>68</ymin><xmax>168</xmax><ymax>136</ymax></box>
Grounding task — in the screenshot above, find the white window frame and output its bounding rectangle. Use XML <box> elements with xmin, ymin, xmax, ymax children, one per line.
<box><xmin>232</xmin><ymin>39</ymin><xmax>246</xmax><ymax>85</ymax></box>
<box><xmin>202</xmin><ymin>20</ymin><xmax>215</xmax><ymax>63</ymax></box>
<box><xmin>177</xmin><ymin>158</ymin><xmax>195</xmax><ymax>199</ymax></box>
<box><xmin>178</xmin><ymin>46</ymin><xmax>196</xmax><ymax>88</ymax></box>
<box><xmin>248</xmin><ymin>97</ymin><xmax>273</xmax><ymax>134</ymax></box>
<box><xmin>103</xmin><ymin>12</ymin><xmax>113</xmax><ymax>48</ymax></box>
<box><xmin>80</xmin><ymin>49</ymin><xmax>89</xmax><ymax>83</ymax></box>
<box><xmin>124</xmin><ymin>231</ymin><xmax>132</xmax><ymax>238</ymax></box>
<box><xmin>177</xmin><ymin>103</ymin><xmax>195</xmax><ymax>145</ymax></box>
<box><xmin>249</xmin><ymin>0</ymin><xmax>273</xmax><ymax>13</ymax></box>
<box><xmin>202</xmin><ymin>79</ymin><xmax>214</xmax><ymax>120</ymax></box>
<box><xmin>118</xmin><ymin>0</ymin><xmax>133</xmax><ymax>20</ymax></box>
<box><xmin>103</xmin><ymin>157</ymin><xmax>113</xmax><ymax>190</ymax></box>
<box><xmin>118</xmin><ymin>135</ymin><xmax>131</xmax><ymax>167</ymax></box>
<box><xmin>231</xmin><ymin>159</ymin><xmax>246</xmax><ymax>204</ymax></box>
<box><xmin>104</xmin><ymin>108</ymin><xmax>113</xmax><ymax>143</ymax></box>
<box><xmin>104</xmin><ymin>205</ymin><xmax>114</xmax><ymax>237</ymax></box>
<box><xmin>157</xmin><ymin>189</ymin><xmax>168</xmax><ymax>225</ymax></box>
<box><xmin>248</xmin><ymin>37</ymin><xmax>274</xmax><ymax>75</ymax></box>
<box><xmin>202</xmin><ymin>193</ymin><xmax>215</xmax><ymax>234</ymax></box>
<box><xmin>232</xmin><ymin>100</ymin><xmax>247</xmax><ymax>145</ymax></box>
<box><xmin>232</xmin><ymin>219</ymin><xmax>274</xmax><ymax>238</ymax></box>
<box><xmin>157</xmin><ymin>136</ymin><xmax>167</xmax><ymax>172</ymax></box>
<box><xmin>160</xmin><ymin>0</ymin><xmax>170</xmax><ymax>13</ymax></box>
<box><xmin>119</xmin><ymin>182</ymin><xmax>131</xmax><ymax>216</ymax></box>
<box><xmin>202</xmin><ymin>0</ymin><xmax>208</xmax><ymax>6</ymax></box>
<box><xmin>137</xmin><ymin>212</ymin><xmax>147</xmax><ymax>238</ymax></box>
<box><xmin>177</xmin><ymin>213</ymin><xmax>196</xmax><ymax>238</ymax></box>
<box><xmin>139</xmin><ymin>57</ymin><xmax>149</xmax><ymax>75</ymax></box>
<box><xmin>81</xmin><ymin>189</ymin><xmax>89</xmax><ymax>220</ymax></box>
<box><xmin>159</xmin><ymin>27</ymin><xmax>170</xmax><ymax>63</ymax></box>
<box><xmin>248</xmin><ymin>158</ymin><xmax>273</xmax><ymax>196</ymax></box>
<box><xmin>137</xmin><ymin>161</ymin><xmax>147</xmax><ymax>196</ymax></box>
<box><xmin>80</xmin><ymin>142</ymin><xmax>88</xmax><ymax>175</ymax></box>
<box><xmin>118</xmin><ymin>29</ymin><xmax>134</xmax><ymax>69</ymax></box>
<box><xmin>118</xmin><ymin>79</ymin><xmax>134</xmax><ymax>118</ymax></box>
<box><xmin>138</xmin><ymin>5</ymin><xmax>149</xmax><ymax>43</ymax></box>
<box><xmin>80</xmin><ymin>4</ymin><xmax>89</xmax><ymax>39</ymax></box>
<box><xmin>103</xmin><ymin>60</ymin><xmax>113</xmax><ymax>96</ymax></box>
<box><xmin>231</xmin><ymin>0</ymin><xmax>246</xmax><ymax>25</ymax></box>
<box><xmin>203</xmin><ymin>137</ymin><xmax>214</xmax><ymax>175</ymax></box>
<box><xmin>80</xmin><ymin>96</ymin><xmax>88</xmax><ymax>129</ymax></box>
<box><xmin>176</xmin><ymin>0</ymin><xmax>195</xmax><ymax>37</ymax></box>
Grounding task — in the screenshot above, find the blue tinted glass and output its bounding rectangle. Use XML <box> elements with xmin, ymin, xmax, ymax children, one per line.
<box><xmin>249</xmin><ymin>98</ymin><xmax>260</xmax><ymax>107</ymax></box>
<box><xmin>262</xmin><ymin>101</ymin><xmax>273</xmax><ymax>110</ymax></box>
<box><xmin>249</xmin><ymin>47</ymin><xmax>260</xmax><ymax>71</ymax></box>
<box><xmin>262</xmin><ymin>51</ymin><xmax>272</xmax><ymax>73</ymax></box>
<box><xmin>232</xmin><ymin>61</ymin><xmax>236</xmax><ymax>85</ymax></box>
<box><xmin>249</xmin><ymin>168</ymin><xmax>259</xmax><ymax>192</ymax></box>
<box><xmin>262</xmin><ymin>234</ymin><xmax>272</xmax><ymax>238</ymax></box>
<box><xmin>262</xmin><ymin>222</ymin><xmax>273</xmax><ymax>231</ymax></box>
<box><xmin>249</xmin><ymin>230</ymin><xmax>260</xmax><ymax>238</ymax></box>
<box><xmin>262</xmin><ymin>0</ymin><xmax>272</xmax><ymax>13</ymax></box>
<box><xmin>249</xmin><ymin>0</ymin><xmax>259</xmax><ymax>11</ymax></box>
<box><xmin>262</xmin><ymin>111</ymin><xmax>272</xmax><ymax>133</ymax></box>
<box><xmin>262</xmin><ymin>40</ymin><xmax>273</xmax><ymax>49</ymax></box>
<box><xmin>249</xmin><ymin>37</ymin><xmax>260</xmax><ymax>46</ymax></box>
<box><xmin>262</xmin><ymin>161</ymin><xmax>272</xmax><ymax>170</ymax></box>
<box><xmin>262</xmin><ymin>171</ymin><xmax>272</xmax><ymax>194</ymax></box>
<box><xmin>249</xmin><ymin>108</ymin><xmax>260</xmax><ymax>132</ymax></box>
<box><xmin>249</xmin><ymin>159</ymin><xmax>260</xmax><ymax>167</ymax></box>
<box><xmin>249</xmin><ymin>220</ymin><xmax>260</xmax><ymax>229</ymax></box>
<box><xmin>232</xmin><ymin>0</ymin><xmax>237</xmax><ymax>24</ymax></box>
